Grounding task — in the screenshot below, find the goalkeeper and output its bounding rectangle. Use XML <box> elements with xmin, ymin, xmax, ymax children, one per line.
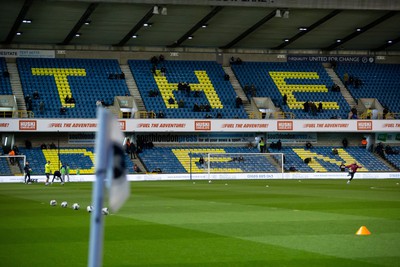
<box><xmin>24</xmin><ymin>162</ymin><xmax>32</xmax><ymax>184</ymax></box>
<box><xmin>346</xmin><ymin>162</ymin><xmax>362</xmax><ymax>184</ymax></box>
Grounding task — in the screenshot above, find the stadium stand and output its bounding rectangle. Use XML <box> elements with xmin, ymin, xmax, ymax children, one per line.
<box><xmin>385</xmin><ymin>147</ymin><xmax>400</xmax><ymax>170</ymax></box>
<box><xmin>0</xmin><ymin>147</ymin><xmax>13</xmax><ymax>176</ymax></box>
<box><xmin>231</xmin><ymin>62</ymin><xmax>350</xmax><ymax>119</ymax></box>
<box><xmin>18</xmin><ymin>148</ymin><xmax>55</xmax><ymax>175</ymax></box>
<box><xmin>17</xmin><ymin>58</ymin><xmax>129</xmax><ymax>118</ymax></box>
<box><xmin>17</xmin><ymin>147</ymin><xmax>133</xmax><ymax>175</ymax></box>
<box><xmin>0</xmin><ymin>158</ymin><xmax>12</xmax><ymax>176</ymax></box>
<box><xmin>0</xmin><ymin>58</ymin><xmax>12</xmax><ymax>95</ymax></box>
<box><xmin>269</xmin><ymin>146</ymin><xmax>391</xmax><ymax>172</ymax></box>
<box><xmin>138</xmin><ymin>146</ymin><xmax>279</xmax><ymax>173</ymax></box>
<box><xmin>268</xmin><ymin>147</ymin><xmax>314</xmax><ymax>172</ymax></box>
<box><xmin>128</xmin><ymin>60</ymin><xmax>248</xmax><ymax>119</ymax></box>
<box><xmin>335</xmin><ymin>63</ymin><xmax>400</xmax><ymax>114</ymax></box>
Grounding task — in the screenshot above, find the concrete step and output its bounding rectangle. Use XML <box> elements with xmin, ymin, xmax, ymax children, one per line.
<box><xmin>132</xmin><ymin>158</ymin><xmax>147</xmax><ymax>173</ymax></box>
<box><xmin>7</xmin><ymin>62</ymin><xmax>28</xmax><ymax>117</ymax></box>
<box><xmin>120</xmin><ymin>64</ymin><xmax>146</xmax><ymax>112</ymax></box>
<box><xmin>9</xmin><ymin>162</ymin><xmax>22</xmax><ymax>175</ymax></box>
<box><xmin>374</xmin><ymin>153</ymin><xmax>398</xmax><ymax>171</ymax></box>
<box><xmin>223</xmin><ymin>66</ymin><xmax>249</xmax><ymax>103</ymax></box>
<box><xmin>324</xmin><ymin>66</ymin><xmax>356</xmax><ymax>107</ymax></box>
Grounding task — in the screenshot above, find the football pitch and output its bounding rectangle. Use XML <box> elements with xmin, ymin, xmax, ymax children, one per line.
<box><xmin>1</xmin><ymin>179</ymin><xmax>400</xmax><ymax>267</ymax></box>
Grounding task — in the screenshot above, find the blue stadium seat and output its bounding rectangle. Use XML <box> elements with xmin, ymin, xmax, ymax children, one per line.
<box><xmin>232</xmin><ymin>62</ymin><xmax>350</xmax><ymax>119</ymax></box>
<box><xmin>138</xmin><ymin>146</ymin><xmax>278</xmax><ymax>173</ymax></box>
<box><xmin>17</xmin><ymin>147</ymin><xmax>134</xmax><ymax>175</ymax></box>
<box><xmin>335</xmin><ymin>63</ymin><xmax>400</xmax><ymax>113</ymax></box>
<box><xmin>17</xmin><ymin>58</ymin><xmax>130</xmax><ymax>118</ymax></box>
<box><xmin>0</xmin><ymin>147</ymin><xmax>13</xmax><ymax>175</ymax></box>
<box><xmin>269</xmin><ymin>146</ymin><xmax>391</xmax><ymax>172</ymax></box>
<box><xmin>128</xmin><ymin>60</ymin><xmax>248</xmax><ymax>119</ymax></box>
<box><xmin>386</xmin><ymin>147</ymin><xmax>400</xmax><ymax>169</ymax></box>
<box><xmin>0</xmin><ymin>58</ymin><xmax>12</xmax><ymax>95</ymax></box>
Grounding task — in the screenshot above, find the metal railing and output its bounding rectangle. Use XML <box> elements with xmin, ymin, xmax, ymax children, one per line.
<box><xmin>116</xmin><ymin>110</ymin><xmax>296</xmax><ymax>120</ymax></box>
<box><xmin>251</xmin><ymin>111</ymin><xmax>295</xmax><ymax>119</ymax></box>
<box><xmin>133</xmin><ymin>111</ymin><xmax>156</xmax><ymax>119</ymax></box>
<box><xmin>0</xmin><ymin>110</ymin><xmax>34</xmax><ymax>118</ymax></box>
<box><xmin>359</xmin><ymin>112</ymin><xmax>400</xmax><ymax>120</ymax></box>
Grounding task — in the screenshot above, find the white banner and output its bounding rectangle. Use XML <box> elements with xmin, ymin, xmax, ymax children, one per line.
<box><xmin>267</xmin><ymin>132</ymin><xmax>317</xmax><ymax>143</ymax></box>
<box><xmin>0</xmin><ymin>172</ymin><xmax>399</xmax><ymax>183</ymax></box>
<box><xmin>0</xmin><ymin>119</ymin><xmax>400</xmax><ymax>133</ymax></box>
<box><xmin>0</xmin><ymin>49</ymin><xmax>55</xmax><ymax>58</ymax></box>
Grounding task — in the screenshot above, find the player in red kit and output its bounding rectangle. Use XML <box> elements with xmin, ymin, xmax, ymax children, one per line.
<box><xmin>346</xmin><ymin>162</ymin><xmax>362</xmax><ymax>184</ymax></box>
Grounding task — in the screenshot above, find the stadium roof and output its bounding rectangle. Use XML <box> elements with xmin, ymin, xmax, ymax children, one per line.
<box><xmin>1</xmin><ymin>0</ymin><xmax>400</xmax><ymax>52</ymax></box>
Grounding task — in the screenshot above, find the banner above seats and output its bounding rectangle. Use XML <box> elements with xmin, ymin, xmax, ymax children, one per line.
<box><xmin>0</xmin><ymin>49</ymin><xmax>55</xmax><ymax>58</ymax></box>
<box><xmin>1</xmin><ymin>119</ymin><xmax>400</xmax><ymax>133</ymax></box>
<box><xmin>287</xmin><ymin>55</ymin><xmax>375</xmax><ymax>64</ymax></box>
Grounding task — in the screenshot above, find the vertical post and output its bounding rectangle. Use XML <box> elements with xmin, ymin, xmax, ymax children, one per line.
<box><xmin>281</xmin><ymin>153</ymin><xmax>284</xmax><ymax>179</ymax></box>
<box><xmin>88</xmin><ymin>108</ymin><xmax>110</xmax><ymax>267</ymax></box>
<box><xmin>57</xmin><ymin>130</ymin><xmax>60</xmax><ymax>169</ymax></box>
<box><xmin>189</xmin><ymin>151</ymin><xmax>192</xmax><ymax>181</ymax></box>
<box><xmin>207</xmin><ymin>153</ymin><xmax>210</xmax><ymax>181</ymax></box>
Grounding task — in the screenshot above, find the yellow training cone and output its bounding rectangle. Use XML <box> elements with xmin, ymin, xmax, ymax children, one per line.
<box><xmin>356</xmin><ymin>226</ymin><xmax>371</xmax><ymax>235</ymax></box>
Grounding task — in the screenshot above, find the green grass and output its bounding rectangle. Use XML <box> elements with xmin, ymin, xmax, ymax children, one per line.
<box><xmin>1</xmin><ymin>179</ymin><xmax>400</xmax><ymax>266</ymax></box>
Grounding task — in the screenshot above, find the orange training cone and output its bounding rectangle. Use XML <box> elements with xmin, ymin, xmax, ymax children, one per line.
<box><xmin>356</xmin><ymin>226</ymin><xmax>371</xmax><ymax>235</ymax></box>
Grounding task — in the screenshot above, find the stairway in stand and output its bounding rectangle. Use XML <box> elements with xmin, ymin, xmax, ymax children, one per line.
<box><xmin>223</xmin><ymin>66</ymin><xmax>253</xmax><ymax>118</ymax></box>
<box><xmin>120</xmin><ymin>64</ymin><xmax>146</xmax><ymax>112</ymax></box>
<box><xmin>7</xmin><ymin>62</ymin><xmax>28</xmax><ymax>118</ymax></box>
<box><xmin>324</xmin><ymin>66</ymin><xmax>356</xmax><ymax>117</ymax></box>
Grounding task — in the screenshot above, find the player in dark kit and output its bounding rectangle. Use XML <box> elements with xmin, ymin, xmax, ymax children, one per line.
<box><xmin>346</xmin><ymin>162</ymin><xmax>362</xmax><ymax>184</ymax></box>
<box><xmin>52</xmin><ymin>170</ymin><xmax>64</xmax><ymax>185</ymax></box>
<box><xmin>24</xmin><ymin>162</ymin><xmax>32</xmax><ymax>184</ymax></box>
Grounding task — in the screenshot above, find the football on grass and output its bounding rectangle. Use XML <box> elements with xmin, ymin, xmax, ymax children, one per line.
<box><xmin>61</xmin><ymin>201</ymin><xmax>68</xmax><ymax>208</ymax></box>
<box><xmin>102</xmin><ymin>207</ymin><xmax>109</xmax><ymax>215</ymax></box>
<box><xmin>72</xmin><ymin>203</ymin><xmax>80</xmax><ymax>210</ymax></box>
<box><xmin>86</xmin><ymin>205</ymin><xmax>93</xmax><ymax>213</ymax></box>
<box><xmin>50</xmin><ymin>200</ymin><xmax>57</xmax><ymax>206</ymax></box>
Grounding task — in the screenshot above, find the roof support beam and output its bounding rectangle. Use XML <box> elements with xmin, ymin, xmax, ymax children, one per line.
<box><xmin>3</xmin><ymin>0</ymin><xmax>34</xmax><ymax>44</ymax></box>
<box><xmin>273</xmin><ymin>9</ymin><xmax>341</xmax><ymax>50</ymax></box>
<box><xmin>60</xmin><ymin>3</ymin><xmax>99</xmax><ymax>45</ymax></box>
<box><xmin>372</xmin><ymin>36</ymin><xmax>400</xmax><ymax>51</ymax></box>
<box><xmin>115</xmin><ymin>7</ymin><xmax>155</xmax><ymax>46</ymax></box>
<box><xmin>57</xmin><ymin>0</ymin><xmax>400</xmax><ymax>11</ymax></box>
<box><xmin>168</xmin><ymin>6</ymin><xmax>223</xmax><ymax>48</ymax></box>
<box><xmin>220</xmin><ymin>9</ymin><xmax>276</xmax><ymax>50</ymax></box>
<box><xmin>324</xmin><ymin>11</ymin><xmax>397</xmax><ymax>51</ymax></box>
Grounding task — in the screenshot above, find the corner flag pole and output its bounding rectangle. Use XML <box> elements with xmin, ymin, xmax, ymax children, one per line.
<box><xmin>88</xmin><ymin>108</ymin><xmax>111</xmax><ymax>267</ymax></box>
<box><xmin>189</xmin><ymin>151</ymin><xmax>192</xmax><ymax>181</ymax></box>
<box><xmin>88</xmin><ymin>108</ymin><xmax>130</xmax><ymax>267</ymax></box>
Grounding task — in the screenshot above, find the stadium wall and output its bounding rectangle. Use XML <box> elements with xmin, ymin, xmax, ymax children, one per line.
<box><xmin>2</xmin><ymin>118</ymin><xmax>400</xmax><ymax>133</ymax></box>
<box><xmin>1</xmin><ymin>172</ymin><xmax>400</xmax><ymax>184</ymax></box>
<box><xmin>13</xmin><ymin>132</ymin><xmax>369</xmax><ymax>149</ymax></box>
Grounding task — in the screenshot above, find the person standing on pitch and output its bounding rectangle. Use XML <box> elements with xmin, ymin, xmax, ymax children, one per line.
<box><xmin>60</xmin><ymin>163</ymin><xmax>66</xmax><ymax>183</ymax></box>
<box><xmin>346</xmin><ymin>162</ymin><xmax>362</xmax><ymax>184</ymax></box>
<box><xmin>24</xmin><ymin>162</ymin><xmax>32</xmax><ymax>184</ymax></box>
<box><xmin>45</xmin><ymin>161</ymin><xmax>51</xmax><ymax>185</ymax></box>
<box><xmin>65</xmin><ymin>164</ymin><xmax>70</xmax><ymax>182</ymax></box>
